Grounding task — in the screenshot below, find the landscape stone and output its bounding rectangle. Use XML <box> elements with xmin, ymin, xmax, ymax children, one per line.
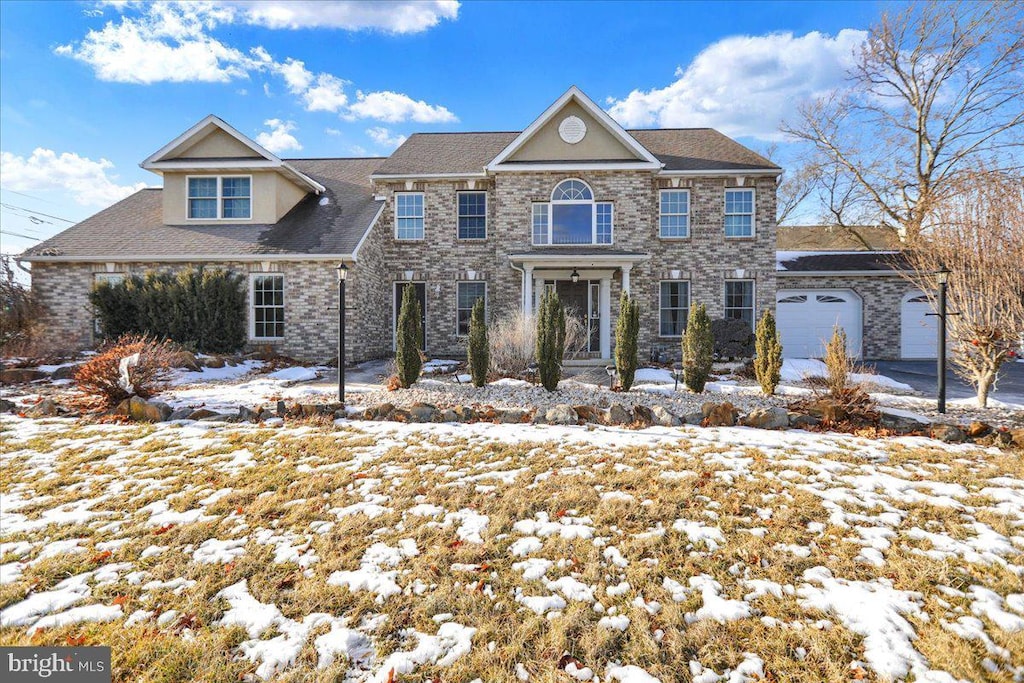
<box><xmin>788</xmin><ymin>412</ymin><xmax>822</xmax><ymax>429</ymax></box>
<box><xmin>651</xmin><ymin>405</ymin><xmax>680</xmax><ymax>427</ymax></box>
<box><xmin>499</xmin><ymin>408</ymin><xmax>530</xmax><ymax>423</ymax></box>
<box><xmin>704</xmin><ymin>402</ymin><xmax>739</xmax><ymax>427</ymax></box>
<box><xmin>453</xmin><ymin>405</ymin><xmax>476</xmax><ymax>422</ymax></box>
<box><xmin>408</xmin><ymin>402</ymin><xmax>438</xmax><ymax>422</ymax></box>
<box><xmin>740</xmin><ymin>407</ymin><xmax>789</xmax><ymax>429</ymax></box>
<box><xmin>966</xmin><ymin>421</ymin><xmax>991</xmax><ymax>438</ymax></box>
<box><xmin>880</xmin><ymin>411</ymin><xmax>928</xmax><ymax>434</ymax></box>
<box><xmin>127</xmin><ymin>396</ymin><xmax>172</xmax><ymax>422</ymax></box>
<box><xmin>167</xmin><ymin>407</ymin><xmax>193</xmax><ymax>420</ymax></box>
<box><xmin>51</xmin><ymin>364</ymin><xmax>79</xmax><ymax>380</ymax></box>
<box><xmin>187</xmin><ymin>408</ymin><xmax>219</xmax><ymax>420</ymax></box>
<box><xmin>607</xmin><ymin>404</ymin><xmax>632</xmax><ymax>425</ymax></box>
<box><xmin>203</xmin><ymin>357</ymin><xmax>226</xmax><ymax>369</ymax></box>
<box><xmin>930</xmin><ymin>424</ymin><xmax>966</xmax><ymax>443</ymax></box>
<box><xmin>0</xmin><ymin>368</ymin><xmax>47</xmax><ymax>384</ymax></box>
<box><xmin>546</xmin><ymin>404</ymin><xmax>578</xmax><ymax>425</ymax></box>
<box><xmin>25</xmin><ymin>398</ymin><xmax>64</xmax><ymax>417</ymax></box>
<box><xmin>632</xmin><ymin>405</ymin><xmax>655</xmax><ymax>426</ymax></box>
<box><xmin>440</xmin><ymin>408</ymin><xmax>459</xmax><ymax>422</ymax></box>
<box><xmin>682</xmin><ymin>411</ymin><xmax>704</xmax><ymax>425</ymax></box>
<box><xmin>574</xmin><ymin>405</ymin><xmax>600</xmax><ymax>423</ymax></box>
<box><xmin>0</xmin><ymin>398</ymin><xmax>15</xmax><ymax>412</ymax></box>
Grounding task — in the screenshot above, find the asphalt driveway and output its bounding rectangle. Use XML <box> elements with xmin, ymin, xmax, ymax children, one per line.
<box><xmin>870</xmin><ymin>359</ymin><xmax>1024</xmax><ymax>406</ymax></box>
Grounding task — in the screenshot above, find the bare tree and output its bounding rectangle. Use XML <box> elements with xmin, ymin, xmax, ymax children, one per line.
<box><xmin>762</xmin><ymin>143</ymin><xmax>818</xmax><ymax>225</ymax></box>
<box><xmin>901</xmin><ymin>168</ymin><xmax>1024</xmax><ymax>407</ymax></box>
<box><xmin>783</xmin><ymin>1</ymin><xmax>1024</xmax><ymax>237</ymax></box>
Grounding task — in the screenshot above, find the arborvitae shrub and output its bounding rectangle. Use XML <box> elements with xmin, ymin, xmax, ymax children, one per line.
<box><xmin>682</xmin><ymin>303</ymin><xmax>713</xmax><ymax>392</ymax></box>
<box><xmin>467</xmin><ymin>298</ymin><xmax>489</xmax><ymax>387</ymax></box>
<box><xmin>90</xmin><ymin>267</ymin><xmax>245</xmax><ymax>353</ymax></box>
<box><xmin>754</xmin><ymin>309</ymin><xmax>783</xmax><ymax>395</ymax></box>
<box><xmin>536</xmin><ymin>290</ymin><xmax>565</xmax><ymax>392</ymax></box>
<box><xmin>614</xmin><ymin>291</ymin><xmax>641</xmax><ymax>391</ymax></box>
<box><xmin>395</xmin><ymin>283</ymin><xmax>423</xmax><ymax>388</ymax></box>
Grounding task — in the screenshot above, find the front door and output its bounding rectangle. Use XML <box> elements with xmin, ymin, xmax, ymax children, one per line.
<box><xmin>394</xmin><ymin>282</ymin><xmax>426</xmax><ymax>351</ymax></box>
<box><xmin>555</xmin><ymin>280</ymin><xmax>599</xmax><ymax>354</ymax></box>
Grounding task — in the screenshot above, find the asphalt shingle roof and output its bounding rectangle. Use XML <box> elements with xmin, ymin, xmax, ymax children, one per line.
<box><xmin>373</xmin><ymin>128</ymin><xmax>779</xmax><ymax>175</ymax></box>
<box><xmin>22</xmin><ymin>158</ymin><xmax>385</xmax><ymax>260</ymax></box>
<box><xmin>776</xmin><ymin>251</ymin><xmax>910</xmax><ymax>272</ymax></box>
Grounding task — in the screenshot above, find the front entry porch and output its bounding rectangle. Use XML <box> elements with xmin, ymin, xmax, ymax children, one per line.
<box><xmin>510</xmin><ymin>251</ymin><xmax>650</xmax><ymax>362</ymax></box>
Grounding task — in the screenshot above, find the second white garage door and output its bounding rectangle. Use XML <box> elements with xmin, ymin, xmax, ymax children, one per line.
<box><xmin>776</xmin><ymin>289</ymin><xmax>863</xmax><ymax>358</ymax></box>
<box><xmin>900</xmin><ymin>292</ymin><xmax>937</xmax><ymax>359</ymax></box>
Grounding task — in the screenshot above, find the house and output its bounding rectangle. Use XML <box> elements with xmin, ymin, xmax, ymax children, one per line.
<box><xmin>20</xmin><ymin>86</ymin><xmax>933</xmax><ymax>363</ymax></box>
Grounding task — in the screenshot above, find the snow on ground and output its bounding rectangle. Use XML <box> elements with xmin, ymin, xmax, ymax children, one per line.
<box><xmin>1</xmin><ymin>413</ymin><xmax>1022</xmax><ymax>682</ymax></box>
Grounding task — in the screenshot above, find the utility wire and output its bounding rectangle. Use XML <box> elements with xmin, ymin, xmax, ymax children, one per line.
<box><xmin>1</xmin><ymin>188</ymin><xmax>62</xmax><ymax>206</ymax></box>
<box><xmin>0</xmin><ymin>229</ymin><xmax>42</xmax><ymax>241</ymax></box>
<box><xmin>0</xmin><ymin>202</ymin><xmax>76</xmax><ymax>223</ymax></box>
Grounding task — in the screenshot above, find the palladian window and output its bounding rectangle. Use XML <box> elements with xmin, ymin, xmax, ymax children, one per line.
<box><xmin>532</xmin><ymin>179</ymin><xmax>613</xmax><ymax>245</ymax></box>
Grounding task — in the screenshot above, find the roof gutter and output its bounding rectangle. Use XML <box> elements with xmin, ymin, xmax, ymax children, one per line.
<box><xmin>370</xmin><ymin>171</ymin><xmax>489</xmax><ymax>181</ymax></box>
<box><xmin>19</xmin><ymin>254</ymin><xmax>353</xmax><ymax>264</ymax></box>
<box><xmin>657</xmin><ymin>169</ymin><xmax>782</xmax><ymax>177</ymax></box>
<box><xmin>776</xmin><ymin>270</ymin><xmax>907</xmax><ymax>277</ymax></box>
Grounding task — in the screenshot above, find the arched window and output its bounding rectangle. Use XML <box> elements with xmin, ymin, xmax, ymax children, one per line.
<box><xmin>532</xmin><ymin>179</ymin><xmax>613</xmax><ymax>245</ymax></box>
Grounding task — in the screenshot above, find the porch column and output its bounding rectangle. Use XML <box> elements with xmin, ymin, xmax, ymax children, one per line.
<box><xmin>599</xmin><ymin>277</ymin><xmax>612</xmax><ymax>359</ymax></box>
<box><xmin>523</xmin><ymin>265</ymin><xmax>534</xmax><ymax>313</ymax></box>
<box><xmin>533</xmin><ymin>275</ymin><xmax>545</xmax><ymax>314</ymax></box>
<box><xmin>621</xmin><ymin>264</ymin><xmax>632</xmax><ymax>294</ymax></box>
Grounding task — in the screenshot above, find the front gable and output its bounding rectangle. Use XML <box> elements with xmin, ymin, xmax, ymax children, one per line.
<box><xmin>488</xmin><ymin>86</ymin><xmax>662</xmax><ymax>171</ymax></box>
<box><xmin>170</xmin><ymin>128</ymin><xmax>265</xmax><ymax>160</ymax></box>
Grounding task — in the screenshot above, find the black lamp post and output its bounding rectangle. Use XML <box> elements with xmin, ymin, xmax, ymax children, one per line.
<box><xmin>570</xmin><ymin>268</ymin><xmax>580</xmax><ymax>284</ymax></box>
<box><xmin>936</xmin><ymin>263</ymin><xmax>951</xmax><ymax>414</ymax></box>
<box><xmin>336</xmin><ymin>262</ymin><xmax>348</xmax><ymax>404</ymax></box>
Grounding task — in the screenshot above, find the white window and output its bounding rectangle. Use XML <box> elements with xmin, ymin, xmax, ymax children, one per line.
<box><xmin>659</xmin><ymin>281</ymin><xmax>690</xmax><ymax>336</ymax></box>
<box><xmin>457</xmin><ymin>191</ymin><xmax>486</xmax><ymax>240</ymax></box>
<box><xmin>187</xmin><ymin>176</ymin><xmax>251</xmax><ymax>220</ymax></box>
<box><xmin>456</xmin><ymin>281</ymin><xmax>486</xmax><ymax>336</ymax></box>
<box><xmin>92</xmin><ymin>272</ymin><xmax>125</xmax><ymax>335</ymax></box>
<box><xmin>659</xmin><ymin>190</ymin><xmax>690</xmax><ymax>238</ymax></box>
<box><xmin>725</xmin><ymin>280</ymin><xmax>755</xmax><ymax>327</ymax></box>
<box><xmin>251</xmin><ymin>274</ymin><xmax>284</xmax><ymax>340</ymax></box>
<box><xmin>724</xmin><ymin>188</ymin><xmax>754</xmax><ymax>237</ymax></box>
<box><xmin>395</xmin><ymin>192</ymin><xmax>424</xmax><ymax>240</ymax></box>
<box><xmin>532</xmin><ymin>179</ymin><xmax>613</xmax><ymax>245</ymax></box>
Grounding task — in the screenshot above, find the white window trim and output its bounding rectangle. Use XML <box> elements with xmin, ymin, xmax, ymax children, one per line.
<box><xmin>455</xmin><ymin>281</ymin><xmax>488</xmax><ymax>337</ymax></box>
<box><xmin>186</xmin><ymin>175</ymin><xmax>253</xmax><ymax>222</ymax></box>
<box><xmin>659</xmin><ymin>189</ymin><xmax>690</xmax><ymax>239</ymax></box>
<box><xmin>658</xmin><ymin>279</ymin><xmax>691</xmax><ymax>338</ymax></box>
<box><xmin>724</xmin><ymin>279</ymin><xmax>756</xmax><ymax>327</ymax></box>
<box><xmin>724</xmin><ymin>187</ymin><xmax>755</xmax><ymax>238</ymax></box>
<box><xmin>249</xmin><ymin>273</ymin><xmax>285</xmax><ymax>341</ymax></box>
<box><xmin>531</xmin><ymin>179</ymin><xmax>614</xmax><ymax>246</ymax></box>
<box><xmin>394</xmin><ymin>192</ymin><xmax>425</xmax><ymax>241</ymax></box>
<box><xmin>456</xmin><ymin>190</ymin><xmax>487</xmax><ymax>241</ymax></box>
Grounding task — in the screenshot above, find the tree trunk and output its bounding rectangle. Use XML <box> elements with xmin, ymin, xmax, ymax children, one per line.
<box><xmin>976</xmin><ymin>372</ymin><xmax>994</xmax><ymax>408</ymax></box>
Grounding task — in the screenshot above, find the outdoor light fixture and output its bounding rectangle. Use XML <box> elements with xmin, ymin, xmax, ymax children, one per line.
<box><xmin>605</xmin><ymin>364</ymin><xmax>616</xmax><ymax>389</ymax></box>
<box><xmin>336</xmin><ymin>263</ymin><xmax>348</xmax><ymax>404</ymax></box>
<box><xmin>571</xmin><ymin>268</ymin><xmax>580</xmax><ymax>284</ymax></box>
<box><xmin>926</xmin><ymin>262</ymin><xmax>955</xmax><ymax>413</ymax></box>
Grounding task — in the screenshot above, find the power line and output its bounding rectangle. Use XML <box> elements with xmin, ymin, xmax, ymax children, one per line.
<box><xmin>0</xmin><ymin>202</ymin><xmax>76</xmax><ymax>224</ymax></box>
<box><xmin>0</xmin><ymin>188</ymin><xmax>61</xmax><ymax>206</ymax></box>
<box><xmin>0</xmin><ymin>230</ymin><xmax>42</xmax><ymax>241</ymax></box>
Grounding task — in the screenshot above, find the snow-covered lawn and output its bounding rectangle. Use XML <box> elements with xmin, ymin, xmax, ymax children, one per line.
<box><xmin>1</xmin><ymin>415</ymin><xmax>1021</xmax><ymax>682</ymax></box>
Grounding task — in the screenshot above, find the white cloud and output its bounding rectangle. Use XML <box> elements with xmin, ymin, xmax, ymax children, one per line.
<box><xmin>346</xmin><ymin>91</ymin><xmax>457</xmax><ymax>123</ymax></box>
<box><xmin>0</xmin><ymin>148</ymin><xmax>147</xmax><ymax>206</ymax></box>
<box><xmin>255</xmin><ymin>119</ymin><xmax>302</xmax><ymax>154</ymax></box>
<box><xmin>226</xmin><ymin>0</ymin><xmax>460</xmax><ymax>34</ymax></box>
<box><xmin>366</xmin><ymin>126</ymin><xmax>407</xmax><ymax>149</ymax></box>
<box><xmin>607</xmin><ymin>30</ymin><xmax>867</xmax><ymax>141</ymax></box>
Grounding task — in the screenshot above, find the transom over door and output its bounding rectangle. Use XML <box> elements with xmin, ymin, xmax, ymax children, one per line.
<box><xmin>776</xmin><ymin>289</ymin><xmax>863</xmax><ymax>358</ymax></box>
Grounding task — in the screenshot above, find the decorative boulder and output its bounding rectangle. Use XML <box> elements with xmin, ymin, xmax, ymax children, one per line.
<box><xmin>117</xmin><ymin>396</ymin><xmax>172</xmax><ymax>422</ymax></box>
<box><xmin>632</xmin><ymin>405</ymin><xmax>655</xmax><ymax>426</ymax></box>
<box><xmin>704</xmin><ymin>402</ymin><xmax>739</xmax><ymax>427</ymax></box>
<box><xmin>203</xmin><ymin>357</ymin><xmax>227</xmax><ymax>369</ymax></box>
<box><xmin>740</xmin><ymin>407</ymin><xmax>789</xmax><ymax>430</ymax></box>
<box><xmin>0</xmin><ymin>368</ymin><xmax>47</xmax><ymax>384</ymax></box>
<box><xmin>788</xmin><ymin>412</ymin><xmax>821</xmax><ymax>429</ymax></box>
<box><xmin>574</xmin><ymin>405</ymin><xmax>600</xmax><ymax>423</ymax></box>
<box><xmin>545</xmin><ymin>404</ymin><xmax>579</xmax><ymax>425</ymax></box>
<box><xmin>408</xmin><ymin>402</ymin><xmax>439</xmax><ymax>423</ymax></box>
<box><xmin>453</xmin><ymin>405</ymin><xmax>476</xmax><ymax>422</ymax></box>
<box><xmin>651</xmin><ymin>405</ymin><xmax>680</xmax><ymax>427</ymax></box>
<box><xmin>51</xmin><ymin>365</ymin><xmax>79</xmax><ymax>381</ymax></box>
<box><xmin>0</xmin><ymin>398</ymin><xmax>16</xmax><ymax>413</ymax></box>
<box><xmin>929</xmin><ymin>424</ymin><xmax>966</xmax><ymax>443</ymax></box>
<box><xmin>682</xmin><ymin>411</ymin><xmax>704</xmax><ymax>426</ymax></box>
<box><xmin>440</xmin><ymin>409</ymin><xmax>459</xmax><ymax>423</ymax></box>
<box><xmin>606</xmin><ymin>404</ymin><xmax>632</xmax><ymax>425</ymax></box>
<box><xmin>966</xmin><ymin>422</ymin><xmax>991</xmax><ymax>438</ymax></box>
<box><xmin>499</xmin><ymin>408</ymin><xmax>530</xmax><ymax>424</ymax></box>
<box><xmin>25</xmin><ymin>399</ymin><xmax>65</xmax><ymax>417</ymax></box>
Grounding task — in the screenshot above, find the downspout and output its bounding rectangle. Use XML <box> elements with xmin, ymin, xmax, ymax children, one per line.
<box><xmin>509</xmin><ymin>259</ymin><xmax>526</xmax><ymax>312</ymax></box>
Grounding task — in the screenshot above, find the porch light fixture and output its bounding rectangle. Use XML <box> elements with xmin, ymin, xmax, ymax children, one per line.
<box><xmin>570</xmin><ymin>268</ymin><xmax>580</xmax><ymax>284</ymax></box>
<box><xmin>925</xmin><ymin>263</ymin><xmax>955</xmax><ymax>413</ymax></box>
<box><xmin>336</xmin><ymin>263</ymin><xmax>348</xmax><ymax>404</ymax></box>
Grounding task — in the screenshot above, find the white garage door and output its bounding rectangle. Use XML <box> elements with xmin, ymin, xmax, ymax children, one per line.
<box><xmin>901</xmin><ymin>292</ymin><xmax>937</xmax><ymax>359</ymax></box>
<box><xmin>776</xmin><ymin>289</ymin><xmax>863</xmax><ymax>358</ymax></box>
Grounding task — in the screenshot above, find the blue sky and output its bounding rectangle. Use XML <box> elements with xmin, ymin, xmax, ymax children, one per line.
<box><xmin>0</xmin><ymin>0</ymin><xmax>889</xmax><ymax>256</ymax></box>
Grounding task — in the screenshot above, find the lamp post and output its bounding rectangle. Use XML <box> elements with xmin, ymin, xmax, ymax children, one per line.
<box><xmin>336</xmin><ymin>263</ymin><xmax>348</xmax><ymax>404</ymax></box>
<box><xmin>936</xmin><ymin>263</ymin><xmax>951</xmax><ymax>414</ymax></box>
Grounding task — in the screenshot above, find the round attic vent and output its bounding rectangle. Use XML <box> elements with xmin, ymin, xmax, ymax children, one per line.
<box><xmin>558</xmin><ymin>115</ymin><xmax>587</xmax><ymax>144</ymax></box>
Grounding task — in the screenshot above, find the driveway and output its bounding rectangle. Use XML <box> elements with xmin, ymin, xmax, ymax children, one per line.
<box><xmin>870</xmin><ymin>359</ymin><xmax>1024</xmax><ymax>406</ymax></box>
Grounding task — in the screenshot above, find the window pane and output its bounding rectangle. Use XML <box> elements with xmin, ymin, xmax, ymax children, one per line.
<box><xmin>660</xmin><ymin>191</ymin><xmax>689</xmax><ymax>237</ymax></box>
<box><xmin>222</xmin><ymin>177</ymin><xmax>250</xmax><ymax>198</ymax></box>
<box><xmin>724</xmin><ymin>215</ymin><xmax>752</xmax><ymax>237</ymax></box>
<box><xmin>222</xmin><ymin>198</ymin><xmax>251</xmax><ymax>219</ymax></box>
<box><xmin>189</xmin><ymin>198</ymin><xmax>217</xmax><ymax>219</ymax></box>
<box><xmin>596</xmin><ymin>203</ymin><xmax>612</xmax><ymax>244</ymax></box>
<box><xmin>659</xmin><ymin>281</ymin><xmax>689</xmax><ymax>336</ymax></box>
<box><xmin>724</xmin><ymin>189</ymin><xmax>754</xmax><ymax>237</ymax></box>
<box><xmin>458</xmin><ymin>192</ymin><xmax>487</xmax><ymax>239</ymax></box>
<box><xmin>252</xmin><ymin>276</ymin><xmax>284</xmax><ymax>339</ymax></box>
<box><xmin>552</xmin><ymin>204</ymin><xmax>593</xmax><ymax>244</ymax></box>
<box><xmin>396</xmin><ymin>193</ymin><xmax>423</xmax><ymax>218</ymax></box>
<box><xmin>456</xmin><ymin>282</ymin><xmax>485</xmax><ymax>335</ymax></box>
<box><xmin>188</xmin><ymin>178</ymin><xmax>217</xmax><ymax>198</ymax></box>
<box><xmin>552</xmin><ymin>179</ymin><xmax>592</xmax><ymax>201</ymax></box>
<box><xmin>724</xmin><ymin>281</ymin><xmax>754</xmax><ymax>328</ymax></box>
<box><xmin>532</xmin><ymin>204</ymin><xmax>549</xmax><ymax>244</ymax></box>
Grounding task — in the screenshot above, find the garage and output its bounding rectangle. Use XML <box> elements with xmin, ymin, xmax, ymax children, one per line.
<box><xmin>900</xmin><ymin>291</ymin><xmax>937</xmax><ymax>359</ymax></box>
<box><xmin>776</xmin><ymin>289</ymin><xmax>863</xmax><ymax>358</ymax></box>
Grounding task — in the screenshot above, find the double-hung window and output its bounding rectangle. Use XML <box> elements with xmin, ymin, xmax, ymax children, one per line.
<box><xmin>532</xmin><ymin>179</ymin><xmax>613</xmax><ymax>245</ymax></box>
<box><xmin>187</xmin><ymin>176</ymin><xmax>251</xmax><ymax>220</ymax></box>
<box><xmin>724</xmin><ymin>280</ymin><xmax>755</xmax><ymax>327</ymax></box>
<box><xmin>457</xmin><ymin>191</ymin><xmax>487</xmax><ymax>240</ymax></box>
<box><xmin>396</xmin><ymin>192</ymin><xmax>424</xmax><ymax>240</ymax></box>
<box><xmin>456</xmin><ymin>282</ymin><xmax>486</xmax><ymax>336</ymax></box>
<box><xmin>659</xmin><ymin>190</ymin><xmax>690</xmax><ymax>238</ymax></box>
<box><xmin>251</xmin><ymin>274</ymin><xmax>285</xmax><ymax>340</ymax></box>
<box><xmin>724</xmin><ymin>188</ymin><xmax>754</xmax><ymax>237</ymax></box>
<box><xmin>659</xmin><ymin>281</ymin><xmax>690</xmax><ymax>336</ymax></box>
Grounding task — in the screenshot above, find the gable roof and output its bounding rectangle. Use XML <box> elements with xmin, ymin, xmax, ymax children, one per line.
<box><xmin>22</xmin><ymin>158</ymin><xmax>385</xmax><ymax>261</ymax></box>
<box><xmin>140</xmin><ymin>115</ymin><xmax>325</xmax><ymax>193</ymax></box>
<box><xmin>776</xmin><ymin>251</ymin><xmax>910</xmax><ymax>273</ymax></box>
<box><xmin>487</xmin><ymin>86</ymin><xmax>662</xmax><ymax>171</ymax></box>
<box><xmin>777</xmin><ymin>225</ymin><xmax>902</xmax><ymax>251</ymax></box>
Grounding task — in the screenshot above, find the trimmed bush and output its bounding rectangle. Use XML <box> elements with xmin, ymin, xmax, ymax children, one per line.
<box><xmin>74</xmin><ymin>334</ymin><xmax>178</xmax><ymax>407</ymax></box>
<box><xmin>754</xmin><ymin>310</ymin><xmax>783</xmax><ymax>395</ymax></box>
<box><xmin>711</xmin><ymin>318</ymin><xmax>755</xmax><ymax>359</ymax></box>
<box><xmin>614</xmin><ymin>291</ymin><xmax>641</xmax><ymax>391</ymax></box>
<box><xmin>91</xmin><ymin>267</ymin><xmax>245</xmax><ymax>353</ymax></box>
<box><xmin>682</xmin><ymin>303</ymin><xmax>713</xmax><ymax>392</ymax></box>
<box><xmin>467</xmin><ymin>298</ymin><xmax>489</xmax><ymax>387</ymax></box>
<box><xmin>395</xmin><ymin>283</ymin><xmax>423</xmax><ymax>388</ymax></box>
<box><xmin>823</xmin><ymin>325</ymin><xmax>853</xmax><ymax>395</ymax></box>
<box><xmin>536</xmin><ymin>290</ymin><xmax>565</xmax><ymax>392</ymax></box>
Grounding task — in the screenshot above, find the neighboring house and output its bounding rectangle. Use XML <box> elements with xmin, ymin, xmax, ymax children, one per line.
<box><xmin>19</xmin><ymin>86</ymin><xmax>932</xmax><ymax>363</ymax></box>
